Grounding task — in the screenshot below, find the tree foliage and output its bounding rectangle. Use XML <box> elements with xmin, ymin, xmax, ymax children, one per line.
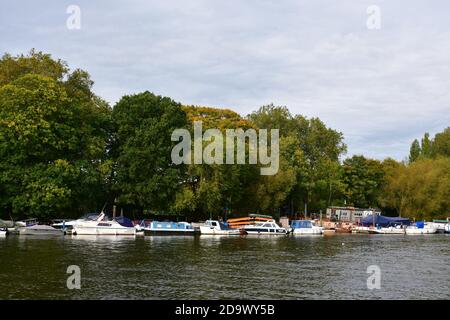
<box><xmin>111</xmin><ymin>92</ymin><xmax>188</xmax><ymax>212</ymax></box>
<box><xmin>1</xmin><ymin>50</ymin><xmax>448</xmax><ymax>221</ymax></box>
<box><xmin>0</xmin><ymin>50</ymin><xmax>111</xmax><ymax>219</ymax></box>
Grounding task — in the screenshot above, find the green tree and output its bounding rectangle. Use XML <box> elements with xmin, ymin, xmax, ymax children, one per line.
<box><xmin>111</xmin><ymin>91</ymin><xmax>188</xmax><ymax>213</ymax></box>
<box><xmin>342</xmin><ymin>155</ymin><xmax>385</xmax><ymax>208</ymax></box>
<box><xmin>421</xmin><ymin>132</ymin><xmax>432</xmax><ymax>157</ymax></box>
<box><xmin>0</xmin><ymin>50</ymin><xmax>111</xmax><ymax>219</ymax></box>
<box><xmin>246</xmin><ymin>105</ymin><xmax>346</xmax><ymax>215</ymax></box>
<box><xmin>431</xmin><ymin>127</ymin><xmax>450</xmax><ymax>158</ymax></box>
<box><xmin>171</xmin><ymin>105</ymin><xmax>260</xmax><ymax>220</ymax></box>
<box><xmin>380</xmin><ymin>158</ymin><xmax>450</xmax><ymax>219</ymax></box>
<box><xmin>409</xmin><ymin>139</ymin><xmax>421</xmax><ymax>163</ymax></box>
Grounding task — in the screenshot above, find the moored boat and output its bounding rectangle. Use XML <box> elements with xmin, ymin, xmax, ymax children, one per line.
<box><xmin>199</xmin><ymin>220</ymin><xmax>242</xmax><ymax>235</ymax></box>
<box><xmin>428</xmin><ymin>220</ymin><xmax>448</xmax><ymax>234</ymax></box>
<box><xmin>18</xmin><ymin>224</ymin><xmax>63</xmax><ymax>236</ymax></box>
<box><xmin>291</xmin><ymin>220</ymin><xmax>323</xmax><ymax>235</ymax></box>
<box><xmin>0</xmin><ymin>228</ymin><xmax>8</xmax><ymax>237</ymax></box>
<box><xmin>369</xmin><ymin>226</ymin><xmax>405</xmax><ymax>234</ymax></box>
<box><xmin>73</xmin><ymin>212</ymin><xmax>136</xmax><ymax>236</ymax></box>
<box><xmin>143</xmin><ymin>221</ymin><xmax>196</xmax><ymax>236</ymax></box>
<box><xmin>405</xmin><ymin>221</ymin><xmax>437</xmax><ymax>235</ymax></box>
<box><xmin>243</xmin><ymin>219</ymin><xmax>288</xmax><ymax>235</ymax></box>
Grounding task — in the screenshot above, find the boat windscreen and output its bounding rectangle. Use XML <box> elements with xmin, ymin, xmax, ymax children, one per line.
<box><xmin>115</xmin><ymin>216</ymin><xmax>134</xmax><ymax>228</ymax></box>
<box><xmin>219</xmin><ymin>222</ymin><xmax>230</xmax><ymax>230</ymax></box>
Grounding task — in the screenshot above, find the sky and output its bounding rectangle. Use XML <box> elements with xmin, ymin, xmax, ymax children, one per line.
<box><xmin>1</xmin><ymin>0</ymin><xmax>449</xmax><ymax>160</ymax></box>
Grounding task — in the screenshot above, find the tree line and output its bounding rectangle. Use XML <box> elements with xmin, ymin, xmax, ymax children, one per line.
<box><xmin>0</xmin><ymin>51</ymin><xmax>449</xmax><ymax>221</ymax></box>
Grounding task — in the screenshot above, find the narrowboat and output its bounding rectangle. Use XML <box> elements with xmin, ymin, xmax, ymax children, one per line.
<box><xmin>143</xmin><ymin>221</ymin><xmax>196</xmax><ymax>236</ymax></box>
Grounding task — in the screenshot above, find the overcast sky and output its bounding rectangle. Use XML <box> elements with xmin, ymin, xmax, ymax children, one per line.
<box><xmin>1</xmin><ymin>0</ymin><xmax>449</xmax><ymax>160</ymax></box>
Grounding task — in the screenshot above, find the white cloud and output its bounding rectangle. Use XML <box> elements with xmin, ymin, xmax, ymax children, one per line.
<box><xmin>0</xmin><ymin>0</ymin><xmax>449</xmax><ymax>160</ymax></box>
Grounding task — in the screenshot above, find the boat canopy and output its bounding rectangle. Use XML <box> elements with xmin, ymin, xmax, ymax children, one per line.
<box><xmin>115</xmin><ymin>216</ymin><xmax>134</xmax><ymax>228</ymax></box>
<box><xmin>361</xmin><ymin>215</ymin><xmax>410</xmax><ymax>227</ymax></box>
<box><xmin>415</xmin><ymin>221</ymin><xmax>425</xmax><ymax>228</ymax></box>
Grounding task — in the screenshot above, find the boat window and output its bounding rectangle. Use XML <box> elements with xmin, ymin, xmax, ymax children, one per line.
<box><xmin>97</xmin><ymin>223</ymin><xmax>111</xmax><ymax>227</ymax></box>
<box><xmin>211</xmin><ymin>222</ymin><xmax>217</xmax><ymax>226</ymax></box>
<box><xmin>219</xmin><ymin>222</ymin><xmax>229</xmax><ymax>230</ymax></box>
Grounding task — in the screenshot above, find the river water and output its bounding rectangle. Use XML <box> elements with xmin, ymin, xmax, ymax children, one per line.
<box><xmin>0</xmin><ymin>234</ymin><xmax>449</xmax><ymax>299</ymax></box>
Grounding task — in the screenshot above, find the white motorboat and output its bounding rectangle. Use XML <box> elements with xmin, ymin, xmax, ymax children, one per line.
<box><xmin>405</xmin><ymin>222</ymin><xmax>437</xmax><ymax>235</ymax></box>
<box><xmin>199</xmin><ymin>220</ymin><xmax>242</xmax><ymax>235</ymax></box>
<box><xmin>18</xmin><ymin>224</ymin><xmax>63</xmax><ymax>235</ymax></box>
<box><xmin>291</xmin><ymin>220</ymin><xmax>323</xmax><ymax>235</ymax></box>
<box><xmin>428</xmin><ymin>221</ymin><xmax>448</xmax><ymax>234</ymax></box>
<box><xmin>72</xmin><ymin>212</ymin><xmax>136</xmax><ymax>236</ymax></box>
<box><xmin>243</xmin><ymin>219</ymin><xmax>288</xmax><ymax>235</ymax></box>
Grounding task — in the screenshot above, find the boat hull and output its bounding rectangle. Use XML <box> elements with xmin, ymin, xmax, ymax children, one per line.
<box><xmin>73</xmin><ymin>226</ymin><xmax>136</xmax><ymax>236</ymax></box>
<box><xmin>144</xmin><ymin>229</ymin><xmax>197</xmax><ymax>236</ymax></box>
<box><xmin>18</xmin><ymin>226</ymin><xmax>62</xmax><ymax>235</ymax></box>
<box><xmin>370</xmin><ymin>227</ymin><xmax>405</xmax><ymax>234</ymax></box>
<box><xmin>405</xmin><ymin>228</ymin><xmax>437</xmax><ymax>235</ymax></box>
<box><xmin>292</xmin><ymin>228</ymin><xmax>323</xmax><ymax>235</ymax></box>
<box><xmin>244</xmin><ymin>229</ymin><xmax>287</xmax><ymax>235</ymax></box>
<box><xmin>199</xmin><ymin>226</ymin><xmax>241</xmax><ymax>235</ymax></box>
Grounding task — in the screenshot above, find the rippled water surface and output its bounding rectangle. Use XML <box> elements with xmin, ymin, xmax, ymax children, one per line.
<box><xmin>0</xmin><ymin>234</ymin><xmax>449</xmax><ymax>299</ymax></box>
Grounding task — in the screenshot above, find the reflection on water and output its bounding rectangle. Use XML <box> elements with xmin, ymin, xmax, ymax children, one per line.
<box><xmin>0</xmin><ymin>234</ymin><xmax>449</xmax><ymax>299</ymax></box>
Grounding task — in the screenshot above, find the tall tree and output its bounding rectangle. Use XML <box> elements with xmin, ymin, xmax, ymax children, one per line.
<box><xmin>431</xmin><ymin>127</ymin><xmax>450</xmax><ymax>158</ymax></box>
<box><xmin>247</xmin><ymin>105</ymin><xmax>346</xmax><ymax>215</ymax></box>
<box><xmin>0</xmin><ymin>50</ymin><xmax>112</xmax><ymax>219</ymax></box>
<box><xmin>409</xmin><ymin>139</ymin><xmax>421</xmax><ymax>163</ymax></box>
<box><xmin>342</xmin><ymin>155</ymin><xmax>385</xmax><ymax>208</ymax></box>
<box><xmin>111</xmin><ymin>92</ymin><xmax>188</xmax><ymax>213</ymax></box>
<box><xmin>421</xmin><ymin>132</ymin><xmax>432</xmax><ymax>157</ymax></box>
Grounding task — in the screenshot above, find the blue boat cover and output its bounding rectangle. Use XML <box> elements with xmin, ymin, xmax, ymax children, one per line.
<box><xmin>291</xmin><ymin>220</ymin><xmax>312</xmax><ymax>228</ymax></box>
<box><xmin>115</xmin><ymin>216</ymin><xmax>134</xmax><ymax>228</ymax></box>
<box><xmin>361</xmin><ymin>215</ymin><xmax>410</xmax><ymax>227</ymax></box>
<box><xmin>415</xmin><ymin>221</ymin><xmax>425</xmax><ymax>228</ymax></box>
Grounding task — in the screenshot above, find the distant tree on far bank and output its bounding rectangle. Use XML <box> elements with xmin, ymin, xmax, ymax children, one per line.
<box><xmin>380</xmin><ymin>157</ymin><xmax>450</xmax><ymax>220</ymax></box>
<box><xmin>408</xmin><ymin>128</ymin><xmax>450</xmax><ymax>162</ymax></box>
